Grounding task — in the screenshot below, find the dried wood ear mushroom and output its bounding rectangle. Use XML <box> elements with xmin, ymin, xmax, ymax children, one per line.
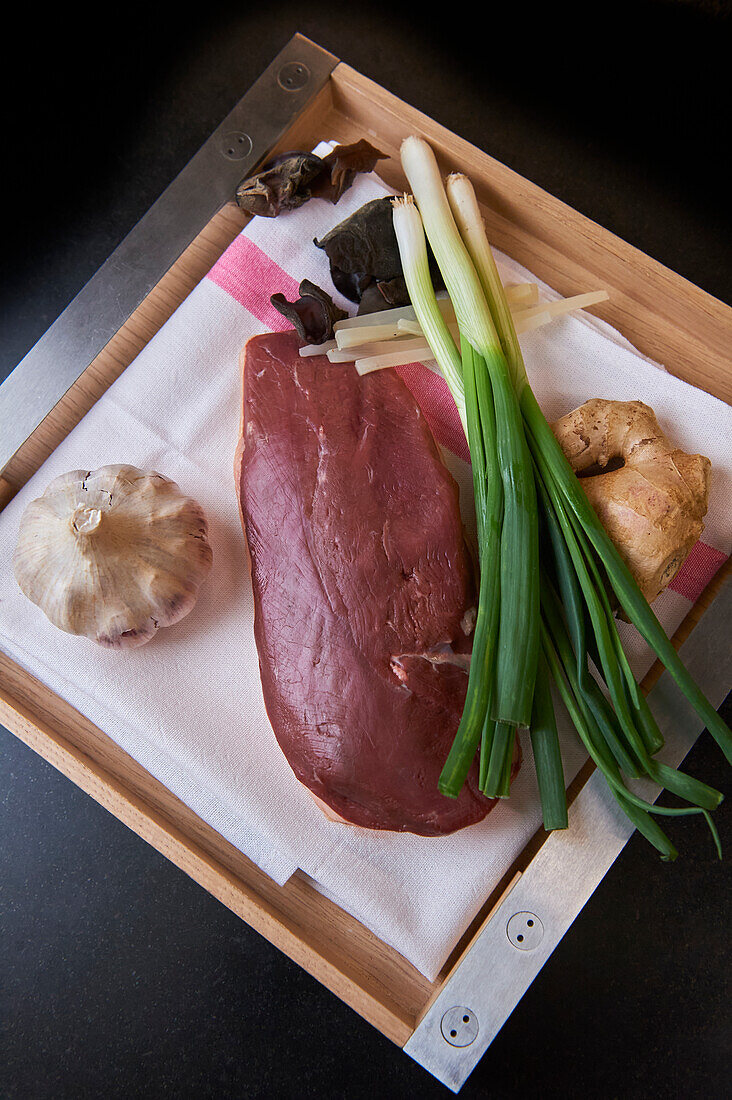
<box><xmin>313</xmin><ymin>196</ymin><xmax>445</xmax><ymax>312</ymax></box>
<box><xmin>14</xmin><ymin>464</ymin><xmax>213</xmax><ymax>648</ymax></box>
<box><xmin>235</xmin><ymin>140</ymin><xmax>388</xmax><ymax>218</ymax></box>
<box><xmin>270</xmin><ymin>279</ymin><xmax>347</xmax><ymax>343</ymax></box>
<box><xmin>552</xmin><ymin>399</ymin><xmax>711</xmax><ymax>603</ymax></box>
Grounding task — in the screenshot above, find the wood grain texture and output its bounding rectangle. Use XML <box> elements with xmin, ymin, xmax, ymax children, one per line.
<box><xmin>0</xmin><ymin>476</ymin><xmax>15</xmax><ymax>510</ymax></box>
<box><xmin>0</xmin><ymin>652</ymin><xmax>430</xmax><ymax>1045</ymax></box>
<box><xmin>0</xmin><ymin>60</ymin><xmax>729</xmax><ymax>1044</ymax></box>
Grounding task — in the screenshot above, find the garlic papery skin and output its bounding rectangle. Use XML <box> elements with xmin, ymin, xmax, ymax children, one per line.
<box><xmin>13</xmin><ymin>464</ymin><xmax>214</xmax><ymax>649</ymax></box>
<box><xmin>71</xmin><ymin>504</ymin><xmax>103</xmax><ymax>535</ymax></box>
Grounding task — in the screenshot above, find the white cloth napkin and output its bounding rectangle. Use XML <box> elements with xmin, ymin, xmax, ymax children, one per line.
<box><xmin>1</xmin><ymin>145</ymin><xmax>729</xmax><ymax>981</ymax></box>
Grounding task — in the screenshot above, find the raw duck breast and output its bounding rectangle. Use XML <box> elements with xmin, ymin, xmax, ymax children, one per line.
<box><xmin>235</xmin><ymin>329</ymin><xmax>497</xmax><ymax>835</ymax></box>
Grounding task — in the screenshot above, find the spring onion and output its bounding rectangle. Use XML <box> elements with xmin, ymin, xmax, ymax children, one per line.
<box><xmin>392</xmin><ymin>135</ymin><xmax>730</xmax><ymax>856</ymax></box>
<box><xmin>392</xmin><ymin>198</ymin><xmax>502</xmax><ymax>792</ymax></box>
<box><xmin>529</xmin><ymin>650</ymin><xmax>568</xmax><ymax>830</ymax></box>
<box><xmin>400</xmin><ymin>137</ymin><xmax>540</xmax><ymax>736</ymax></box>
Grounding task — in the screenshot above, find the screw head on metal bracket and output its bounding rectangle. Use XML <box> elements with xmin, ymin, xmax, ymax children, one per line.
<box><xmin>278</xmin><ymin>61</ymin><xmax>310</xmax><ymax>91</ymax></box>
<box><xmin>219</xmin><ymin>131</ymin><xmax>253</xmax><ymax>161</ymax></box>
<box><xmin>440</xmin><ymin>1006</ymin><xmax>479</xmax><ymax>1048</ymax></box>
<box><xmin>506</xmin><ymin>911</ymin><xmax>544</xmax><ymax>951</ymax></box>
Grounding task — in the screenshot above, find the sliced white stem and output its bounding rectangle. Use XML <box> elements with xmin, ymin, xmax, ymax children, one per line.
<box><xmin>506</xmin><ymin>282</ymin><xmax>539</xmax><ymax>306</ymax></box>
<box><xmin>398</xmin><ymin>316</ymin><xmax>460</xmax><ymax>338</ymax></box>
<box><xmin>299</xmin><ymin>339</ymin><xmax>338</xmax><ymax>357</ymax></box>
<box><xmin>517</xmin><ymin>290</ymin><xmax>609</xmax><ymax>320</ymax></box>
<box><xmin>353</xmin><ymin>311</ymin><xmax>557</xmax><ymax>372</ymax></box>
<box><xmin>333</xmin><ymin>301</ymin><xmax>429</xmax><ymax>332</ymax></box>
<box><xmin>399</xmin><ymin>296</ymin><xmax>602</xmax><ymax>341</ymax></box>
<box><xmin>335</xmin><ymin>323</ymin><xmax>406</xmax><ymax>348</ymax></box>
<box><xmin>333</xmin><ymin>284</ymin><xmax>604</xmax><ymax>349</ymax></box>
<box><xmin>397</xmin><ymin>319</ymin><xmax>426</xmax><ymax>336</ymax></box>
<box><xmin>335</xmin><ymin>300</ymin><xmax>592</xmax><ymax>376</ymax></box>
<box><xmin>301</xmin><ymin>291</ymin><xmax>606</xmax><ymax>362</ymax></box>
<box><xmin>327</xmin><ymin>336</ymin><xmax>431</xmax><ymax>363</ymax></box>
<box><xmin>355</xmin><ymin>346</ymin><xmax>437</xmax><ymax>375</ymax></box>
<box><xmin>514</xmin><ymin>309</ymin><xmax>553</xmax><ymax>334</ymax></box>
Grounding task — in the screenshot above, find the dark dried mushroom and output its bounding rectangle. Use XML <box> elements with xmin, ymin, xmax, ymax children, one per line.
<box><xmin>314</xmin><ymin>197</ymin><xmax>445</xmax><ymax>306</ymax></box>
<box><xmin>270</xmin><ymin>280</ymin><xmax>348</xmax><ymax>344</ymax></box>
<box><xmin>310</xmin><ymin>140</ymin><xmax>389</xmax><ymax>204</ymax></box>
<box><xmin>355</xmin><ymin>282</ymin><xmax>394</xmax><ymax>316</ymax></box>
<box><xmin>236</xmin><ymin>152</ymin><xmax>324</xmax><ymax>217</ymax></box>
<box><xmin>356</xmin><ymin>278</ymin><xmax>411</xmax><ymax>316</ymax></box>
<box><xmin>330</xmin><ymin>268</ymin><xmax>374</xmax><ymax>304</ymax></box>
<box><xmin>315</xmin><ymin>198</ymin><xmax>399</xmax><ymax>286</ymax></box>
<box><xmin>372</xmin><ymin>276</ymin><xmax>410</xmax><ymax>307</ymax></box>
<box><xmin>236</xmin><ymin>140</ymin><xmax>388</xmax><ymax>218</ymax></box>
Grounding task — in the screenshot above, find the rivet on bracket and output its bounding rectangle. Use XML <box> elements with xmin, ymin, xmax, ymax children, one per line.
<box><xmin>506</xmin><ymin>911</ymin><xmax>544</xmax><ymax>951</ymax></box>
<box><xmin>440</xmin><ymin>1006</ymin><xmax>479</xmax><ymax>1047</ymax></box>
<box><xmin>219</xmin><ymin>131</ymin><xmax>253</xmax><ymax>161</ymax></box>
<box><xmin>278</xmin><ymin>61</ymin><xmax>310</xmax><ymax>92</ymax></box>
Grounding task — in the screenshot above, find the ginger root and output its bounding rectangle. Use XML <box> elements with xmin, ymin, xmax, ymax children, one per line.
<box><xmin>552</xmin><ymin>399</ymin><xmax>711</xmax><ymax>603</ymax></box>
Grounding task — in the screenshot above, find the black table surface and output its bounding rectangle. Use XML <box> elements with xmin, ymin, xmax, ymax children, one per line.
<box><xmin>1</xmin><ymin>4</ymin><xmax>730</xmax><ymax>1097</ymax></box>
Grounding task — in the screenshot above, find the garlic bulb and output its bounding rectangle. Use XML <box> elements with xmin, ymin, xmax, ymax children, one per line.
<box><xmin>14</xmin><ymin>464</ymin><xmax>213</xmax><ymax>648</ymax></box>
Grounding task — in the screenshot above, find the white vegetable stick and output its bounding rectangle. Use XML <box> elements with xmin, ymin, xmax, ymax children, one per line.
<box><xmin>505</xmin><ymin>282</ymin><xmax>539</xmax><ymax>305</ymax></box>
<box><xmin>396</xmin><ymin>296</ymin><xmax>549</xmax><ymax>338</ymax></box>
<box><xmin>328</xmin><ymin>336</ymin><xmax>431</xmax><ymax>362</ymax></box>
<box><xmin>398</xmin><ymin>317</ymin><xmax>460</xmax><ymax>338</ymax></box>
<box><xmin>519</xmin><ymin>290</ymin><xmax>609</xmax><ymax>320</ymax></box>
<box><xmin>398</xmin><ymin>319</ymin><xmax>428</xmax><ymax>336</ymax></box>
<box><xmin>355</xmin><ymin>345</ymin><xmax>436</xmax><ymax>374</ymax></box>
<box><xmin>399</xmin><ymin>292</ymin><xmax>608</xmax><ymax>341</ymax></box>
<box><xmin>335</xmin><ymin>323</ymin><xmax>409</xmax><ymax>348</ymax></box>
<box><xmin>333</xmin><ymin>302</ymin><xmax>424</xmax><ymax>332</ymax></box>
<box><xmin>299</xmin><ymin>339</ymin><xmax>337</xmax><ymax>357</ymax></box>
<box><xmin>513</xmin><ymin>309</ymin><xmax>553</xmax><ymax>334</ymax></box>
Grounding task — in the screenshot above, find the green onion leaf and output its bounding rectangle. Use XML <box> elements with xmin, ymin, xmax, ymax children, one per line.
<box><xmin>530</xmin><ymin>650</ymin><xmax>569</xmax><ymax>831</ymax></box>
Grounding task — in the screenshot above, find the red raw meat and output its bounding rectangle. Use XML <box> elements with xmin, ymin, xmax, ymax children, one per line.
<box><xmin>235</xmin><ymin>329</ymin><xmax>501</xmax><ymax>835</ymax></box>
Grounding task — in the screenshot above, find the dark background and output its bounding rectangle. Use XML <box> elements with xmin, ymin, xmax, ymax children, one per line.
<box><xmin>1</xmin><ymin>2</ymin><xmax>730</xmax><ymax>1096</ymax></box>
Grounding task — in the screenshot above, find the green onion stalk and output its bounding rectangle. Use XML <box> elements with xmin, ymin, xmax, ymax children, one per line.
<box><xmin>398</xmin><ymin>137</ymin><xmax>541</xmax><ymax>810</ymax></box>
<box><xmin>392</xmin><ymin>136</ymin><xmax>730</xmax><ymax>853</ymax></box>
<box><xmin>393</xmin><ymin>197</ymin><xmax>502</xmax><ymax>793</ymax></box>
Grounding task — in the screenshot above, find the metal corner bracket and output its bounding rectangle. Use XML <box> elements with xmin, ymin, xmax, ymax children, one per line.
<box><xmin>0</xmin><ymin>33</ymin><xmax>338</xmax><ymax>476</ymax></box>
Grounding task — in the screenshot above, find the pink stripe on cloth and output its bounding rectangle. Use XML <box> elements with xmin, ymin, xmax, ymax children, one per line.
<box><xmin>395</xmin><ymin>363</ymin><xmax>470</xmax><ymax>463</ymax></box>
<box><xmin>207</xmin><ymin>236</ymin><xmax>298</xmax><ymax>331</ymax></box>
<box><xmin>668</xmin><ymin>541</ymin><xmax>728</xmax><ymax>602</ymax></box>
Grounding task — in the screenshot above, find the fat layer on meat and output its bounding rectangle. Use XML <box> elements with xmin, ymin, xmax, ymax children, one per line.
<box><xmin>235</xmin><ymin>330</ymin><xmax>495</xmax><ymax>835</ymax></box>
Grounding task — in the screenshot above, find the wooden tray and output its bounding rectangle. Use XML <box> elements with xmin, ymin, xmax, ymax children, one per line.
<box><xmin>1</xmin><ymin>34</ymin><xmax>729</xmax><ymax>1092</ymax></box>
